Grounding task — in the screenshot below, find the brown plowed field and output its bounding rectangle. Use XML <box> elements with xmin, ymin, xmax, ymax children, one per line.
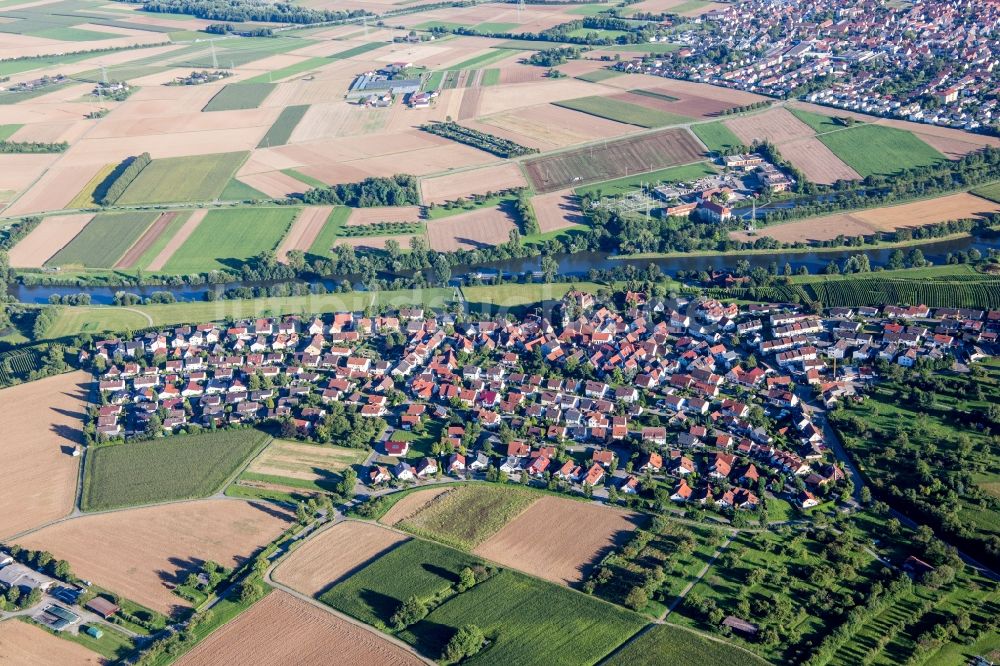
<box><xmin>0</xmin><ymin>618</ymin><xmax>102</xmax><ymax>665</ymax></box>
<box><xmin>724</xmin><ymin>107</ymin><xmax>813</xmax><ymax>144</ymax></box>
<box><xmin>8</xmin><ymin>213</ymin><xmax>94</xmax><ymax>268</ymax></box>
<box><xmin>0</xmin><ymin>372</ymin><xmax>88</xmax><ymax>539</ymax></box>
<box><xmin>238</xmin><ymin>170</ymin><xmax>309</xmax><ymax>198</ymax></box>
<box><xmin>380</xmin><ymin>487</ymin><xmax>452</xmax><ymax>526</ymax></box>
<box><xmin>146</xmin><ymin>209</ymin><xmax>208</xmax><ymax>271</ymax></box>
<box><xmin>524</xmin><ymin>127</ymin><xmax>705</xmax><ymax>193</ymax></box>
<box><xmin>277</xmin><ymin>206</ymin><xmax>332</xmax><ymax>262</ymax></box>
<box><xmin>774</xmin><ymin>136</ymin><xmax>860</xmax><ymax>184</ymax></box>
<box><xmin>532</xmin><ymin>189</ymin><xmax>587</xmax><ymax>232</ymax></box>
<box><xmin>18</xmin><ymin>499</ymin><xmax>293</xmax><ymax>616</ymax></box>
<box><xmin>420</xmin><ymin>163</ymin><xmax>527</xmax><ymax>204</ymax></box>
<box><xmin>611</xmin><ymin>90</ymin><xmax>731</xmax><ymax>118</ymax></box>
<box><xmin>474</xmin><ymin>103</ymin><xmax>635</xmax><ymax>150</ymax></box>
<box><xmin>474</xmin><ymin>496</ymin><xmax>642</xmax><ymax>586</ymax></box>
<box><xmin>177</xmin><ymin>591</ymin><xmax>423</xmax><ymax>666</ymax></box>
<box><xmin>274</xmin><ymin>521</ymin><xmax>409</xmax><ymax>597</ymax></box>
<box><xmin>731</xmin><ymin>192</ymin><xmax>1000</xmax><ymax>243</ymax></box>
<box><xmin>498</xmin><ymin>65</ymin><xmax>547</xmax><ymax>85</ymax></box>
<box><xmin>600</xmin><ymin>75</ymin><xmax>766</xmax><ymax>106</ymax></box>
<box><xmin>457</xmin><ymin>87</ymin><xmax>483</xmax><ymax>120</ymax></box>
<box><xmin>115</xmin><ymin>211</ymin><xmax>179</xmax><ymax>269</ymax></box>
<box><xmin>426</xmin><ymin>205</ymin><xmax>517</xmax><ymax>251</ymax></box>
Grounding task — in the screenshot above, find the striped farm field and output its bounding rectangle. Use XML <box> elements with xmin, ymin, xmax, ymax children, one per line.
<box><xmin>162</xmin><ymin>207</ymin><xmax>297</xmax><ymax>272</ymax></box>
<box><xmin>66</xmin><ymin>162</ymin><xmax>116</xmax><ymax>209</ymax></box>
<box><xmin>115</xmin><ymin>211</ymin><xmax>183</xmax><ymax>270</ymax></box>
<box><xmin>45</xmin><ymin>211</ymin><xmax>160</xmax><ymax>268</ymax></box>
<box><xmin>202</xmin><ymin>82</ymin><xmax>276</xmax><ymax>111</ymax></box>
<box><xmin>116</xmin><ymin>152</ymin><xmax>248</xmax><ymax>205</ymax></box>
<box><xmin>306</xmin><ymin>206</ymin><xmax>350</xmax><ymax>257</ymax></box>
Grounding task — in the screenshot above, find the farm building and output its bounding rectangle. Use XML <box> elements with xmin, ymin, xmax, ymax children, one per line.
<box><xmin>0</xmin><ymin>563</ymin><xmax>56</xmax><ymax>592</ymax></box>
<box><xmin>85</xmin><ymin>596</ymin><xmax>120</xmax><ymax>619</ymax></box>
<box><xmin>347</xmin><ymin>74</ymin><xmax>420</xmax><ymax>101</ymax></box>
<box><xmin>40</xmin><ymin>604</ymin><xmax>80</xmax><ymax>631</ymax></box>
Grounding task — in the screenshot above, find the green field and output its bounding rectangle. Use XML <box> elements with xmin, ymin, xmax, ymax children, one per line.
<box><xmin>162</xmin><ymin>207</ymin><xmax>297</xmax><ymax>272</ymax></box>
<box><xmin>0</xmin><ymin>123</ymin><xmax>23</xmax><ymax>139</ymax></box>
<box><xmin>116</xmin><ymin>151</ymin><xmax>248</xmax><ymax>204</ymax></box>
<box><xmin>281</xmin><ymin>168</ymin><xmax>325</xmax><ymax>189</ymax></box>
<box><xmin>575</xmin><ymin>161</ymin><xmax>717</xmax><ymax>198</ymax></box>
<box><xmin>82</xmin><ymin>430</ymin><xmax>270</xmax><ymax>510</ymax></box>
<box><xmin>566</xmin><ymin>4</ymin><xmax>613</xmax><ymax>15</ymax></box>
<box><xmin>565</xmin><ymin>27</ymin><xmax>630</xmax><ymax>39</ymax></box>
<box><xmin>481</xmin><ymin>68</ymin><xmax>500</xmax><ymax>86</ymax></box>
<box><xmin>399</xmin><ymin>570</ymin><xmax>646</xmax><ymax>665</ymax></box>
<box><xmin>45</xmin><ymin>212</ymin><xmax>159</xmax><ymax>268</ymax></box>
<box><xmin>220</xmin><ymin>177</ymin><xmax>268</xmax><ymax>201</ymax></box>
<box><xmin>306</xmin><ymin>206</ymin><xmax>350</xmax><ymax>256</ymax></box>
<box><xmin>787</xmin><ymin>107</ymin><xmax>853</xmax><ymax>134</ymax></box>
<box><xmin>329</xmin><ymin>42</ymin><xmax>385</xmax><ymax>60</ymax></box>
<box><xmin>257</xmin><ymin>104</ymin><xmax>309</xmax><ymax>148</ymax></box>
<box><xmin>815</xmin><ymin>124</ymin><xmax>946</xmax><ymax>177</ymax></box>
<box><xmin>449</xmin><ymin>48</ymin><xmax>519</xmax><ymax>70</ymax></box>
<box><xmin>473</xmin><ymin>22</ymin><xmax>518</xmax><ymax>33</ymax></box>
<box><xmin>971</xmin><ymin>181</ymin><xmax>1000</xmax><ymax>203</ymax></box>
<box><xmin>692</xmin><ymin>121</ymin><xmax>744</xmax><ymax>153</ymax></box>
<box><xmin>23</xmin><ymin>618</ymin><xmax>134</xmax><ymax>661</ymax></box>
<box><xmin>319</xmin><ymin>538</ymin><xmax>483</xmax><ymax>629</ymax></box>
<box><xmin>554</xmin><ymin>96</ymin><xmax>692</xmax><ymax>128</ymax></box>
<box><xmin>611</xmin><ymin>42</ymin><xmax>680</xmax><ymax>53</ymax></box>
<box><xmin>397</xmin><ymin>485</ymin><xmax>538</xmax><ymax>550</ymax></box>
<box><xmin>461</xmin><ymin>281</ymin><xmax>609</xmax><ymax>308</ymax></box>
<box><xmin>174</xmin><ymin>36</ymin><xmax>309</xmax><ymax>69</ymax></box>
<box><xmin>33</xmin><ymin>26</ymin><xmax>113</xmax><ymax>40</ymax></box>
<box><xmin>244</xmin><ymin>58</ymin><xmax>328</xmax><ymax>84</ymax></box>
<box><xmin>413</xmin><ymin>20</ymin><xmax>469</xmax><ymax>31</ymax></box>
<box><xmin>202</xmin><ymin>82</ymin><xmax>276</xmax><ymax>111</ymax></box>
<box><xmin>42</xmin><ymin>287</ymin><xmax>455</xmax><ymax>339</ymax></box>
<box><xmin>423</xmin><ymin>70</ymin><xmax>445</xmax><ymax>90</ymax></box>
<box><xmin>575</xmin><ymin>69</ymin><xmax>623</xmax><ymax>83</ymax></box>
<box><xmin>131</xmin><ymin>211</ymin><xmax>191</xmax><ymax>269</ymax></box>
<box><xmin>606</xmin><ymin>623</ymin><xmax>769</xmax><ymax>666</ymax></box>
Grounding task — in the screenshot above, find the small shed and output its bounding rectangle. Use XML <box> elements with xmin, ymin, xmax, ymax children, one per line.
<box><xmin>722</xmin><ymin>615</ymin><xmax>759</xmax><ymax>638</ymax></box>
<box><xmin>82</xmin><ymin>625</ymin><xmax>103</xmax><ymax>639</ymax></box>
<box><xmin>85</xmin><ymin>596</ymin><xmax>120</xmax><ymax>619</ymax></box>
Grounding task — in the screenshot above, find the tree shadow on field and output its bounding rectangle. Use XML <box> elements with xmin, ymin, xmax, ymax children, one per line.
<box><xmin>451</xmin><ymin>237</ymin><xmax>493</xmax><ymax>250</ymax></box>
<box><xmin>573</xmin><ymin>518</ymin><xmax>651</xmax><ymax>585</ymax></box>
<box><xmin>246</xmin><ymin>500</ymin><xmax>296</xmax><ymax>522</ymax></box>
<box><xmin>51</xmin><ymin>422</ymin><xmax>83</xmax><ymax>445</ymax></box>
<box><xmin>358</xmin><ymin>588</ymin><xmax>403</xmax><ymax>624</ymax></box>
<box><xmin>52</xmin><ymin>406</ymin><xmax>87</xmax><ymax>421</ymax></box>
<box><xmin>161</xmin><ymin>556</ymin><xmax>206</xmax><ymax>586</ymax></box>
<box><xmin>400</xmin><ymin>617</ymin><xmax>455</xmax><ymax>657</ymax></box>
<box><xmin>421</xmin><ymin>562</ymin><xmax>459</xmax><ymax>584</ymax></box>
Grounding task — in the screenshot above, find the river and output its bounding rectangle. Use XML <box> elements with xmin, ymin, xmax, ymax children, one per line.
<box><xmin>9</xmin><ymin>232</ymin><xmax>997</xmax><ymax>305</ymax></box>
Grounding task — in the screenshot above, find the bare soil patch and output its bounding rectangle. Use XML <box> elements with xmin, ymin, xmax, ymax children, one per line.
<box><xmin>146</xmin><ymin>209</ymin><xmax>207</xmax><ymax>271</ymax></box>
<box><xmin>18</xmin><ymin>499</ymin><xmax>293</xmax><ymax>616</ymax></box>
<box><xmin>426</xmin><ymin>205</ymin><xmax>517</xmax><ymax>251</ymax></box>
<box><xmin>115</xmin><ymin>211</ymin><xmax>179</xmax><ymax>269</ymax></box>
<box><xmin>533</xmin><ymin>189</ymin><xmax>587</xmax><ymax>232</ymax></box>
<box><xmin>8</xmin><ymin>214</ymin><xmax>94</xmax><ymax>268</ymax></box>
<box><xmin>457</xmin><ymin>87</ymin><xmax>483</xmax><ymax>120</ymax></box>
<box><xmin>347</xmin><ymin>206</ymin><xmax>423</xmax><ymax>226</ymax></box>
<box><xmin>380</xmin><ymin>487</ymin><xmax>452</xmax><ymax>526</ymax></box>
<box><xmin>732</xmin><ymin>192</ymin><xmax>1000</xmax><ymax>243</ymax></box>
<box><xmin>274</xmin><ymin>521</ymin><xmax>409</xmax><ymax>597</ymax></box>
<box><xmin>601</xmin><ymin>75</ymin><xmax>766</xmax><ymax>106</ymax></box>
<box><xmin>0</xmin><ymin>372</ymin><xmax>88</xmax><ymax>539</ymax></box>
<box><xmin>0</xmin><ymin>153</ymin><xmax>59</xmax><ymax>199</ymax></box>
<box><xmin>247</xmin><ymin>439</ymin><xmax>362</xmax><ymax>480</ymax></box>
<box><xmin>474</xmin><ymin>496</ymin><xmax>642</xmax><ymax>586</ymax></box>
<box><xmin>3</xmin><ymin>163</ymin><xmax>106</xmax><ymax>217</ymax></box>
<box><xmin>475</xmin><ymin>104</ymin><xmax>634</xmax><ymax>151</ymax></box>
<box><xmin>238</xmin><ymin>170</ymin><xmax>309</xmax><ymax>198</ymax></box>
<box><xmin>774</xmin><ymin>136</ymin><xmax>860</xmax><ymax>184</ymax></box>
<box><xmin>0</xmin><ymin>618</ymin><xmax>102</xmax><ymax>665</ymax></box>
<box><xmin>421</xmin><ymin>163</ymin><xmax>527</xmax><ymax>204</ymax></box>
<box><xmin>177</xmin><ymin>590</ymin><xmax>422</xmax><ymax>666</ymax></box>
<box><xmin>277</xmin><ymin>206</ymin><xmax>332</xmax><ymax>262</ymax></box>
<box><xmin>724</xmin><ymin>107</ymin><xmax>814</xmax><ymax>144</ymax></box>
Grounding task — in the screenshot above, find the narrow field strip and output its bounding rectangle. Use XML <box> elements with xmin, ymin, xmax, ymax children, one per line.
<box><xmin>114</xmin><ymin>211</ymin><xmax>179</xmax><ymax>269</ymax></box>
<box><xmin>277</xmin><ymin>205</ymin><xmax>332</xmax><ymax>262</ymax></box>
<box><xmin>146</xmin><ymin>208</ymin><xmax>207</xmax><ymax>271</ymax></box>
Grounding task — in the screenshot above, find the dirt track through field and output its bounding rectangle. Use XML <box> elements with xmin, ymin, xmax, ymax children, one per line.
<box><xmin>146</xmin><ymin>209</ymin><xmax>208</xmax><ymax>271</ymax></box>
<box><xmin>274</xmin><ymin>521</ymin><xmax>409</xmax><ymax>597</ymax></box>
<box><xmin>176</xmin><ymin>590</ymin><xmax>423</xmax><ymax>666</ymax></box>
<box><xmin>277</xmin><ymin>206</ymin><xmax>331</xmax><ymax>262</ymax></box>
<box><xmin>474</xmin><ymin>496</ymin><xmax>642</xmax><ymax>586</ymax></box>
<box><xmin>115</xmin><ymin>211</ymin><xmax>179</xmax><ymax>269</ymax></box>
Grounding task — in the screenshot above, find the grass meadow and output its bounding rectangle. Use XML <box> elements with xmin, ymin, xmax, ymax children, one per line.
<box><xmin>257</xmin><ymin>104</ymin><xmax>309</xmax><ymax>148</ymax></box>
<box><xmin>82</xmin><ymin>430</ymin><xmax>270</xmax><ymax>510</ymax></box>
<box><xmin>606</xmin><ymin>623</ymin><xmax>769</xmax><ymax>666</ymax></box>
<box><xmin>202</xmin><ymin>82</ymin><xmax>276</xmax><ymax>111</ymax></box>
<box><xmin>692</xmin><ymin>121</ymin><xmax>745</xmax><ymax>154</ymax></box>
<box><xmin>815</xmin><ymin>124</ymin><xmax>946</xmax><ymax>177</ymax></box>
<box><xmin>116</xmin><ymin>151</ymin><xmax>248</xmax><ymax>204</ymax></box>
<box><xmin>555</xmin><ymin>96</ymin><xmax>692</xmax><ymax>128</ymax></box>
<box><xmin>162</xmin><ymin>207</ymin><xmax>296</xmax><ymax>272</ymax></box>
<box><xmin>397</xmin><ymin>485</ymin><xmax>538</xmax><ymax>550</ymax></box>
<box><xmin>45</xmin><ymin>212</ymin><xmax>159</xmax><ymax>268</ymax></box>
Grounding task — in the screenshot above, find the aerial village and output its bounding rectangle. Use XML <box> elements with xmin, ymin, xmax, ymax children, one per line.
<box><xmin>85</xmin><ymin>290</ymin><xmax>997</xmax><ymax>518</ymax></box>
<box><xmin>622</xmin><ymin>0</ymin><xmax>999</xmax><ymax>131</ymax></box>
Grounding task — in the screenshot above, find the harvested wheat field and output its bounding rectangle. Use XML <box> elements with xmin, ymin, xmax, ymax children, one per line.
<box><xmin>3</xmin><ymin>163</ymin><xmax>106</xmax><ymax>217</ymax></box>
<box><xmin>347</xmin><ymin>206</ymin><xmax>423</xmax><ymax>226</ymax></box>
<box><xmin>476</xmin><ymin>79</ymin><xmax>610</xmax><ymax>117</ymax></box>
<box><xmin>421</xmin><ymin>163</ymin><xmax>527</xmax><ymax>204</ymax></box>
<box><xmin>601</xmin><ymin>75</ymin><xmax>766</xmax><ymax>106</ymax></box>
<box><xmin>115</xmin><ymin>211</ymin><xmax>180</xmax><ymax>269</ymax></box>
<box><xmin>18</xmin><ymin>499</ymin><xmax>293</xmax><ymax>616</ymax></box>
<box><xmin>724</xmin><ymin>107</ymin><xmax>814</xmax><ymax>144</ymax></box>
<box><xmin>274</xmin><ymin>521</ymin><xmax>409</xmax><ymax>597</ymax></box>
<box><xmin>8</xmin><ymin>214</ymin><xmax>94</xmax><ymax>268</ymax></box>
<box><xmin>0</xmin><ymin>153</ymin><xmax>59</xmax><ymax>199</ymax></box>
<box><xmin>247</xmin><ymin>439</ymin><xmax>363</xmax><ymax>480</ymax></box>
<box><xmin>774</xmin><ymin>136</ymin><xmax>860</xmax><ymax>184</ymax></box>
<box><xmin>426</xmin><ymin>205</ymin><xmax>517</xmax><ymax>251</ymax></box>
<box><xmin>0</xmin><ymin>372</ymin><xmax>88</xmax><ymax>539</ymax></box>
<box><xmin>238</xmin><ymin>170</ymin><xmax>309</xmax><ymax>198</ymax></box>
<box><xmin>474</xmin><ymin>496</ymin><xmax>642</xmax><ymax>586</ymax></box>
<box><xmin>732</xmin><ymin>192</ymin><xmax>1000</xmax><ymax>243</ymax></box>
<box><xmin>177</xmin><ymin>590</ymin><xmax>422</xmax><ymax>666</ymax></box>
<box><xmin>475</xmin><ymin>104</ymin><xmax>634</xmax><ymax>151</ymax></box>
<box><xmin>146</xmin><ymin>209</ymin><xmax>208</xmax><ymax>272</ymax></box>
<box><xmin>0</xmin><ymin>618</ymin><xmax>102</xmax><ymax>665</ymax></box>
<box><xmin>533</xmin><ymin>189</ymin><xmax>587</xmax><ymax>233</ymax></box>
<box><xmin>277</xmin><ymin>207</ymin><xmax>333</xmax><ymax>262</ymax></box>
<box><xmin>380</xmin><ymin>487</ymin><xmax>453</xmax><ymax>526</ymax></box>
